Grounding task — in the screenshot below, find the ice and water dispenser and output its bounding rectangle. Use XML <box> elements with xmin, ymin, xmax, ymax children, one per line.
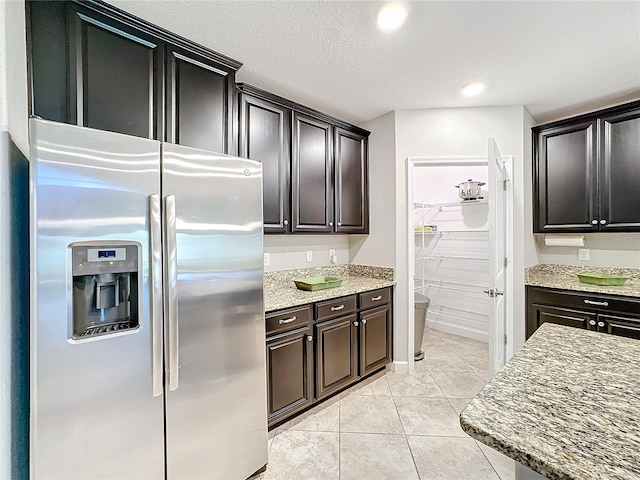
<box><xmin>71</xmin><ymin>243</ymin><xmax>140</xmax><ymax>340</ymax></box>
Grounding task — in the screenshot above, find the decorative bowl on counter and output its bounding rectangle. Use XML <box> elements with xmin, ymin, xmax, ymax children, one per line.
<box><xmin>293</xmin><ymin>276</ymin><xmax>343</xmax><ymax>291</ymax></box>
<box><xmin>577</xmin><ymin>273</ymin><xmax>628</xmax><ymax>286</ymax></box>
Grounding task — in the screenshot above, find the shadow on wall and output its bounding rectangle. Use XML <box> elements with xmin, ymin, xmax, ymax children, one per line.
<box><xmin>4</xmin><ymin>133</ymin><xmax>30</xmax><ymax>479</ymax></box>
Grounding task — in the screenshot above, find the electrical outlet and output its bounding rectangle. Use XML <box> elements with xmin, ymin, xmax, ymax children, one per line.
<box><xmin>578</xmin><ymin>248</ymin><xmax>590</xmax><ymax>261</ymax></box>
<box><xmin>306</xmin><ymin>250</ymin><xmax>313</xmax><ymax>262</ymax></box>
<box><xmin>263</xmin><ymin>253</ymin><xmax>270</xmax><ymax>267</ymax></box>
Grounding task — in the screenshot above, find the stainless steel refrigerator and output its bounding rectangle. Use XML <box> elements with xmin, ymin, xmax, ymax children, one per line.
<box><xmin>29</xmin><ymin>118</ymin><xmax>268</xmax><ymax>479</ymax></box>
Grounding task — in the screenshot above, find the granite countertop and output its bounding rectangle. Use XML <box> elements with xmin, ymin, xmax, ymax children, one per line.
<box><xmin>264</xmin><ymin>264</ymin><xmax>395</xmax><ymax>312</ymax></box>
<box><xmin>460</xmin><ymin>323</ymin><xmax>640</xmax><ymax>480</ymax></box>
<box><xmin>525</xmin><ymin>264</ymin><xmax>640</xmax><ymax>298</ymax></box>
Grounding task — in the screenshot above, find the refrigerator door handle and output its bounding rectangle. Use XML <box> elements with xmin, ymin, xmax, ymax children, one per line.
<box><xmin>149</xmin><ymin>194</ymin><xmax>163</xmax><ymax>397</ymax></box>
<box><xmin>164</xmin><ymin>194</ymin><xmax>180</xmax><ymax>391</ymax></box>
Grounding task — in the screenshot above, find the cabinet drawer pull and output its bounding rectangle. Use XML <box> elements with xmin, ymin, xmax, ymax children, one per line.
<box><xmin>278</xmin><ymin>316</ymin><xmax>297</xmax><ymax>324</ymax></box>
<box><xmin>597</xmin><ymin>321</ymin><xmax>605</xmax><ymax>328</ymax></box>
<box><xmin>330</xmin><ymin>305</ymin><xmax>345</xmax><ymax>311</ymax></box>
<box><xmin>371</xmin><ymin>295</ymin><xmax>382</xmax><ymax>301</ymax></box>
<box><xmin>584</xmin><ymin>300</ymin><xmax>608</xmax><ymax>307</ymax></box>
<box><xmin>589</xmin><ymin>320</ymin><xmax>596</xmax><ymax>326</ymax></box>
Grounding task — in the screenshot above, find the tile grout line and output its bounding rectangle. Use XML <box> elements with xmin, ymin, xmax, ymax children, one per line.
<box><xmin>389</xmin><ymin>375</ymin><xmax>423</xmax><ymax>480</ymax></box>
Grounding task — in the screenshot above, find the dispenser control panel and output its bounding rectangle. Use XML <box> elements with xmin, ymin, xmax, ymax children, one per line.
<box><xmin>70</xmin><ymin>242</ymin><xmax>141</xmax><ymax>341</ymax></box>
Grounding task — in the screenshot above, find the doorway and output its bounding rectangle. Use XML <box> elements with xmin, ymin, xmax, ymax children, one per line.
<box><xmin>406</xmin><ymin>148</ymin><xmax>514</xmax><ymax>378</ymax></box>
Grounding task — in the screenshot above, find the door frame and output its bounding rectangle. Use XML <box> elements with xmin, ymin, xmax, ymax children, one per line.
<box><xmin>405</xmin><ymin>156</ymin><xmax>514</xmax><ymax>375</ymax></box>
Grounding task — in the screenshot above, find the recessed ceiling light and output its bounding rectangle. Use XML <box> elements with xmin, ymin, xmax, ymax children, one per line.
<box><xmin>461</xmin><ymin>80</ymin><xmax>487</xmax><ymax>97</ymax></box>
<box><xmin>377</xmin><ymin>3</ymin><xmax>408</xmax><ymax>32</ymax></box>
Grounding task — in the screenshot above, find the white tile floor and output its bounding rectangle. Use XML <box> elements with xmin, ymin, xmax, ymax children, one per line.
<box><xmin>256</xmin><ymin>328</ymin><xmax>516</xmax><ymax>480</ymax></box>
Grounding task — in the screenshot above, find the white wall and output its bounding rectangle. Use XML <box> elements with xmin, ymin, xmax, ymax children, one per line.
<box><xmin>349</xmin><ymin>111</ymin><xmax>396</xmax><ymax>268</ymax></box>
<box><xmin>0</xmin><ymin>1</ymin><xmax>29</xmax><ymax>478</ymax></box>
<box><xmin>536</xmin><ymin>234</ymin><xmax>640</xmax><ymax>268</ymax></box>
<box><xmin>264</xmin><ymin>235</ymin><xmax>350</xmax><ymax>271</ymax></box>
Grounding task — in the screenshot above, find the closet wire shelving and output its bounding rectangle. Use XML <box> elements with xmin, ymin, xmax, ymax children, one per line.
<box><xmin>414</xmin><ymin>200</ymin><xmax>491</xmax><ymax>323</ymax></box>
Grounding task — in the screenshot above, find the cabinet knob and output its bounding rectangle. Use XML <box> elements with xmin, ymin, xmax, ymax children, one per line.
<box><xmin>591</xmin><ymin>220</ymin><xmax>598</xmax><ymax>225</ymax></box>
<box><xmin>599</xmin><ymin>219</ymin><xmax>607</xmax><ymax>225</ymax></box>
<box><xmin>307</xmin><ymin>335</ymin><xmax>313</xmax><ymax>342</ymax></box>
<box><xmin>361</xmin><ymin>319</ymin><xmax>367</xmax><ymax>325</ymax></box>
<box><xmin>337</xmin><ymin>222</ymin><xmax>342</xmax><ymax>227</ymax></box>
<box><xmin>353</xmin><ymin>321</ymin><xmax>359</xmax><ymax>327</ymax></box>
<box><xmin>597</xmin><ymin>321</ymin><xmax>605</xmax><ymax>328</ymax></box>
<box><xmin>284</xmin><ymin>219</ymin><xmax>289</xmax><ymax>226</ymax></box>
<box><xmin>589</xmin><ymin>320</ymin><xmax>596</xmax><ymax>326</ymax></box>
<box><xmin>329</xmin><ymin>222</ymin><xmax>333</xmax><ymax>227</ymax></box>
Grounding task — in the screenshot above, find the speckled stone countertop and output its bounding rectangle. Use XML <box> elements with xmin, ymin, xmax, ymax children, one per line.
<box><xmin>264</xmin><ymin>265</ymin><xmax>395</xmax><ymax>312</ymax></box>
<box><xmin>526</xmin><ymin>264</ymin><xmax>640</xmax><ymax>298</ymax></box>
<box><xmin>460</xmin><ymin>323</ymin><xmax>640</xmax><ymax>480</ymax></box>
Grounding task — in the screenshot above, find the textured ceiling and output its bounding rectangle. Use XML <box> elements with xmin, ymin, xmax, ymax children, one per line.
<box><xmin>109</xmin><ymin>0</ymin><xmax>640</xmax><ymax>125</ymax></box>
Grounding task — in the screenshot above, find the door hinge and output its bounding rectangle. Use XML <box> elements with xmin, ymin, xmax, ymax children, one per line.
<box><xmin>504</xmin><ymin>334</ymin><xmax>508</xmax><ymax>345</ymax></box>
<box><xmin>503</xmin><ymin>179</ymin><xmax>509</xmax><ymax>191</ymax></box>
<box><xmin>504</xmin><ymin>257</ymin><xmax>508</xmax><ymax>268</ymax></box>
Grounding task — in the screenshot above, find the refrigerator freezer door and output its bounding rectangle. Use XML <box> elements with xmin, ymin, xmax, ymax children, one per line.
<box><xmin>161</xmin><ymin>143</ymin><xmax>268</xmax><ymax>479</ymax></box>
<box><xmin>29</xmin><ymin>119</ymin><xmax>165</xmax><ymax>479</ymax></box>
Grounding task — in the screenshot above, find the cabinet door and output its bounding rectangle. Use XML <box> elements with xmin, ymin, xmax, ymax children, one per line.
<box><xmin>315</xmin><ymin>315</ymin><xmax>358</xmax><ymax>399</ymax></box>
<box><xmin>599</xmin><ymin>108</ymin><xmax>640</xmax><ymax>231</ymax></box>
<box><xmin>534</xmin><ymin>121</ymin><xmax>598</xmax><ymax>232</ymax></box>
<box><xmin>67</xmin><ymin>5</ymin><xmax>163</xmax><ymax>139</ymax></box>
<box><xmin>266</xmin><ymin>327</ymin><xmax>314</xmax><ymax>427</ymax></box>
<box><xmin>526</xmin><ymin>304</ymin><xmax>595</xmax><ymax>339</ymax></box>
<box><xmin>598</xmin><ymin>314</ymin><xmax>640</xmax><ymax>340</ymax></box>
<box><xmin>334</xmin><ymin>128</ymin><xmax>369</xmax><ymax>233</ymax></box>
<box><xmin>166</xmin><ymin>46</ymin><xmax>235</xmax><ymax>153</ymax></box>
<box><xmin>240</xmin><ymin>95</ymin><xmax>291</xmax><ymax>233</ymax></box>
<box><xmin>359</xmin><ymin>305</ymin><xmax>392</xmax><ymax>377</ymax></box>
<box><xmin>291</xmin><ymin>113</ymin><xmax>333</xmax><ymax>233</ymax></box>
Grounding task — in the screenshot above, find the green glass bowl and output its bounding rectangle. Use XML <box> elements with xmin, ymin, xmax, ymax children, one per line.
<box><xmin>293</xmin><ymin>276</ymin><xmax>343</xmax><ymax>291</ymax></box>
<box><xmin>577</xmin><ymin>273</ymin><xmax>628</xmax><ymax>286</ymax></box>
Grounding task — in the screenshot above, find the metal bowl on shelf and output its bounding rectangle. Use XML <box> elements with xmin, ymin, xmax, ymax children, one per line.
<box><xmin>455</xmin><ymin>179</ymin><xmax>485</xmax><ymax>200</ymax></box>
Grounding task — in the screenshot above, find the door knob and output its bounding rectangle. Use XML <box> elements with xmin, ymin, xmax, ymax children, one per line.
<box><xmin>599</xmin><ymin>219</ymin><xmax>607</xmax><ymax>225</ymax></box>
<box><xmin>597</xmin><ymin>321</ymin><xmax>605</xmax><ymax>328</ymax></box>
<box><xmin>591</xmin><ymin>220</ymin><xmax>598</xmax><ymax>225</ymax></box>
<box><xmin>589</xmin><ymin>320</ymin><xmax>596</xmax><ymax>326</ymax></box>
<box><xmin>284</xmin><ymin>219</ymin><xmax>289</xmax><ymax>226</ymax></box>
<box><xmin>307</xmin><ymin>335</ymin><xmax>313</xmax><ymax>342</ymax></box>
<box><xmin>361</xmin><ymin>319</ymin><xmax>367</xmax><ymax>325</ymax></box>
<box><xmin>353</xmin><ymin>321</ymin><xmax>359</xmax><ymax>326</ymax></box>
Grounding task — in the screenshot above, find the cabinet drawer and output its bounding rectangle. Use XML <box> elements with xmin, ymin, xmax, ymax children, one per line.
<box><xmin>315</xmin><ymin>295</ymin><xmax>357</xmax><ymax>321</ymax></box>
<box><xmin>266</xmin><ymin>305</ymin><xmax>311</xmax><ymax>336</ymax></box>
<box><xmin>359</xmin><ymin>287</ymin><xmax>391</xmax><ymax>310</ymax></box>
<box><xmin>527</xmin><ymin>287</ymin><xmax>640</xmax><ymax>316</ymax></box>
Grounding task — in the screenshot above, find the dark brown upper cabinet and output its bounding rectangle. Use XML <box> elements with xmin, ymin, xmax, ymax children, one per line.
<box><xmin>237</xmin><ymin>84</ymin><xmax>370</xmax><ymax>235</ymax></box>
<box><xmin>66</xmin><ymin>4</ymin><xmax>163</xmax><ymax>139</ymax></box>
<box><xmin>28</xmin><ymin>0</ymin><xmax>240</xmax><ymax>153</ymax></box>
<box><xmin>239</xmin><ymin>92</ymin><xmax>291</xmax><ymax>233</ymax></box>
<box><xmin>533</xmin><ymin>100</ymin><xmax>640</xmax><ymax>233</ymax></box>
<box><xmin>292</xmin><ymin>112</ymin><xmax>334</xmax><ymax>233</ymax></box>
<box><xmin>334</xmin><ymin>128</ymin><xmax>369</xmax><ymax>234</ymax></box>
<box><xmin>166</xmin><ymin>46</ymin><xmax>236</xmax><ymax>153</ymax></box>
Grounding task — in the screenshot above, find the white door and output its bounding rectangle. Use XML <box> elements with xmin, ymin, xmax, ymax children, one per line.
<box><xmin>488</xmin><ymin>138</ymin><xmax>508</xmax><ymax>378</ymax></box>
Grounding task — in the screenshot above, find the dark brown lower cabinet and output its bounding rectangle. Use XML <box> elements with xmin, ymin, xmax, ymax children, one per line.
<box><xmin>315</xmin><ymin>314</ymin><xmax>358</xmax><ymax>400</ymax></box>
<box><xmin>359</xmin><ymin>304</ymin><xmax>392</xmax><ymax>377</ymax></box>
<box><xmin>266</xmin><ymin>287</ymin><xmax>394</xmax><ymax>429</ymax></box>
<box><xmin>526</xmin><ymin>286</ymin><xmax>640</xmax><ymax>340</ymax></box>
<box><xmin>266</xmin><ymin>325</ymin><xmax>314</xmax><ymax>425</ymax></box>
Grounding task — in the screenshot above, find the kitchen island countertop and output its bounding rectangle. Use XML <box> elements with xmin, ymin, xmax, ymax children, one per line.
<box><xmin>460</xmin><ymin>323</ymin><xmax>640</xmax><ymax>480</ymax></box>
<box><xmin>264</xmin><ymin>264</ymin><xmax>394</xmax><ymax>312</ymax></box>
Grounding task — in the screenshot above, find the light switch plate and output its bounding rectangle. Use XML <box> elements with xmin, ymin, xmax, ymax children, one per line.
<box><xmin>578</xmin><ymin>248</ymin><xmax>590</xmax><ymax>261</ymax></box>
<box><xmin>306</xmin><ymin>250</ymin><xmax>313</xmax><ymax>262</ymax></box>
<box><xmin>264</xmin><ymin>253</ymin><xmax>270</xmax><ymax>267</ymax></box>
